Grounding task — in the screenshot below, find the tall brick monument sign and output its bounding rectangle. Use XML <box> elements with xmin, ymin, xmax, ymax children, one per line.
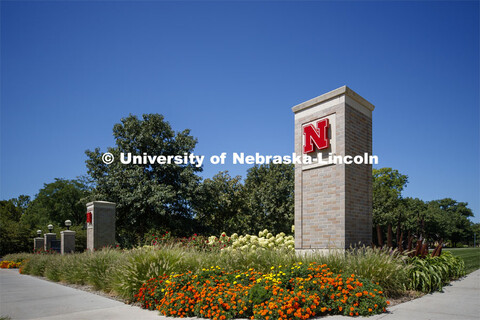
<box><xmin>292</xmin><ymin>86</ymin><xmax>374</xmax><ymax>251</ymax></box>
<box><xmin>86</xmin><ymin>201</ymin><xmax>116</xmax><ymax>251</ymax></box>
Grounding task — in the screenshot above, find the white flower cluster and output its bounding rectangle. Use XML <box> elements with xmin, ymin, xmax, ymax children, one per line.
<box><xmin>207</xmin><ymin>232</ymin><xmax>230</xmax><ymax>246</ymax></box>
<box><xmin>223</xmin><ymin>229</ymin><xmax>295</xmax><ymax>252</ymax></box>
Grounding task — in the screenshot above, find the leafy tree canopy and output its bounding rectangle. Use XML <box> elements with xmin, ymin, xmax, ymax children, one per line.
<box><xmin>0</xmin><ymin>198</ymin><xmax>33</xmax><ymax>255</ymax></box>
<box><xmin>21</xmin><ymin>178</ymin><xmax>90</xmax><ymax>229</ymax></box>
<box><xmin>193</xmin><ymin>171</ymin><xmax>245</xmax><ymax>234</ymax></box>
<box><xmin>85</xmin><ymin>114</ymin><xmax>202</xmax><ymax>245</ymax></box>
<box><xmin>192</xmin><ymin>164</ymin><xmax>294</xmax><ymax>235</ymax></box>
<box><xmin>372</xmin><ymin>167</ymin><xmax>408</xmax><ymax>226</ymax></box>
<box><xmin>243</xmin><ymin>163</ymin><xmax>294</xmax><ymax>235</ymax></box>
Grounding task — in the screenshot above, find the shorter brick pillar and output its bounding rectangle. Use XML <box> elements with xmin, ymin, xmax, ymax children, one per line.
<box><xmin>34</xmin><ymin>237</ymin><xmax>44</xmax><ymax>251</ymax></box>
<box><xmin>44</xmin><ymin>233</ymin><xmax>56</xmax><ymax>251</ymax></box>
<box><xmin>60</xmin><ymin>230</ymin><xmax>76</xmax><ymax>254</ymax></box>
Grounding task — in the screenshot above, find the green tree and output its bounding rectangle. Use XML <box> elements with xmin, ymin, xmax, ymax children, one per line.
<box><xmin>85</xmin><ymin>114</ymin><xmax>202</xmax><ymax>246</ymax></box>
<box><xmin>12</xmin><ymin>195</ymin><xmax>30</xmax><ymax>215</ymax></box>
<box><xmin>401</xmin><ymin>197</ymin><xmax>474</xmax><ymax>247</ymax></box>
<box><xmin>426</xmin><ymin>198</ymin><xmax>473</xmax><ymax>247</ymax></box>
<box><xmin>243</xmin><ymin>163</ymin><xmax>294</xmax><ymax>235</ymax></box>
<box><xmin>372</xmin><ymin>168</ymin><xmax>409</xmax><ymax>226</ymax></box>
<box><xmin>422</xmin><ymin>203</ymin><xmax>451</xmax><ymax>244</ymax></box>
<box><xmin>472</xmin><ymin>223</ymin><xmax>480</xmax><ymax>247</ymax></box>
<box><xmin>0</xmin><ymin>198</ymin><xmax>32</xmax><ymax>255</ymax></box>
<box><xmin>22</xmin><ymin>178</ymin><xmax>90</xmax><ymax>229</ymax></box>
<box><xmin>372</xmin><ymin>168</ymin><xmax>408</xmax><ymax>246</ymax></box>
<box><xmin>193</xmin><ymin>171</ymin><xmax>246</xmax><ymax>234</ymax></box>
<box><xmin>403</xmin><ymin>197</ymin><xmax>428</xmax><ymax>239</ymax></box>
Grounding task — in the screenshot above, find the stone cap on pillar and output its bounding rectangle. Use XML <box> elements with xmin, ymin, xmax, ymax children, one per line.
<box><xmin>86</xmin><ymin>201</ymin><xmax>116</xmax><ymax>209</ymax></box>
<box><xmin>60</xmin><ymin>230</ymin><xmax>76</xmax><ymax>235</ymax></box>
<box><xmin>292</xmin><ymin>85</ymin><xmax>375</xmax><ymax>115</ymax></box>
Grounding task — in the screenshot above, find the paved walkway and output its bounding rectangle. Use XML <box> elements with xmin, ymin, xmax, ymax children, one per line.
<box><xmin>1</xmin><ymin>268</ymin><xmax>479</xmax><ymax>320</ymax></box>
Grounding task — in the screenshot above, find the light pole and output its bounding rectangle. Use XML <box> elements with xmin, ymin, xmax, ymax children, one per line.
<box><xmin>37</xmin><ymin>230</ymin><xmax>42</xmax><ymax>237</ymax></box>
<box><xmin>48</xmin><ymin>224</ymin><xmax>53</xmax><ymax>233</ymax></box>
<box><xmin>65</xmin><ymin>220</ymin><xmax>71</xmax><ymax>230</ymax></box>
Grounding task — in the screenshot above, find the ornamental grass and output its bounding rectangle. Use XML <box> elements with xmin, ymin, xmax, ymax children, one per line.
<box><xmin>4</xmin><ymin>245</ymin><xmax>409</xmax><ymax>301</ymax></box>
<box><xmin>136</xmin><ymin>262</ymin><xmax>389</xmax><ymax>319</ymax></box>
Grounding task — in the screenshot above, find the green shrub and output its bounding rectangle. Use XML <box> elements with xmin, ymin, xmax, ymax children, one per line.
<box><xmin>407</xmin><ymin>251</ymin><xmax>465</xmax><ymax>292</ymax></box>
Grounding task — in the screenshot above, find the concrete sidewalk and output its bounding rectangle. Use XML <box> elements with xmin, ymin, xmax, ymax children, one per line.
<box><xmin>1</xmin><ymin>268</ymin><xmax>479</xmax><ymax>320</ymax></box>
<box><xmin>366</xmin><ymin>268</ymin><xmax>480</xmax><ymax>320</ymax></box>
<box><xmin>0</xmin><ymin>269</ymin><xmax>160</xmax><ymax>320</ymax></box>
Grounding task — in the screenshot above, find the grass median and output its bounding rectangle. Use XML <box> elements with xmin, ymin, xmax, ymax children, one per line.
<box><xmin>443</xmin><ymin>248</ymin><xmax>480</xmax><ymax>274</ymax></box>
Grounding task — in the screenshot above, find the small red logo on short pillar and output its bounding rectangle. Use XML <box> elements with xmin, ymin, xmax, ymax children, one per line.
<box><xmin>303</xmin><ymin>118</ymin><xmax>330</xmax><ymax>154</ymax></box>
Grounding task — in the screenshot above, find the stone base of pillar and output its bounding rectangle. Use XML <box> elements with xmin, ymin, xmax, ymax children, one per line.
<box><xmin>61</xmin><ymin>230</ymin><xmax>76</xmax><ymax>254</ymax></box>
<box><xmin>295</xmin><ymin>248</ymin><xmax>345</xmax><ymax>257</ymax></box>
<box><xmin>44</xmin><ymin>233</ymin><xmax>56</xmax><ymax>251</ymax></box>
<box><xmin>34</xmin><ymin>237</ymin><xmax>44</xmax><ymax>251</ymax></box>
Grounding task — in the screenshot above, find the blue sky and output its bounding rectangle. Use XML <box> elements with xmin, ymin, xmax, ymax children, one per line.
<box><xmin>1</xmin><ymin>1</ymin><xmax>479</xmax><ymax>222</ymax></box>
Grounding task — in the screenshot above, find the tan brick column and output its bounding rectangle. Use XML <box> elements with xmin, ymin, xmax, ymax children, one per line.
<box><xmin>86</xmin><ymin>201</ymin><xmax>116</xmax><ymax>251</ymax></box>
<box><xmin>292</xmin><ymin>86</ymin><xmax>374</xmax><ymax>251</ymax></box>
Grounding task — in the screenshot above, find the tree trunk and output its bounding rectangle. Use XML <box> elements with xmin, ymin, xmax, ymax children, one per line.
<box><xmin>421</xmin><ymin>218</ymin><xmax>425</xmax><ymax>240</ymax></box>
<box><xmin>398</xmin><ymin>231</ymin><xmax>404</xmax><ymax>252</ymax></box>
<box><xmin>387</xmin><ymin>224</ymin><xmax>393</xmax><ymax>248</ymax></box>
<box><xmin>376</xmin><ymin>225</ymin><xmax>384</xmax><ymax>247</ymax></box>
<box><xmin>396</xmin><ymin>211</ymin><xmax>402</xmax><ymax>248</ymax></box>
<box><xmin>407</xmin><ymin>231</ymin><xmax>412</xmax><ymax>251</ymax></box>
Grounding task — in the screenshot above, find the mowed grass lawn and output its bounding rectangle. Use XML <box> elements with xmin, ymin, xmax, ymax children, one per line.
<box><xmin>443</xmin><ymin>248</ymin><xmax>480</xmax><ymax>274</ymax></box>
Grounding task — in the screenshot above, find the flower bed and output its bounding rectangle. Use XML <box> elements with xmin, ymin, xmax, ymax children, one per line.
<box><xmin>136</xmin><ymin>262</ymin><xmax>389</xmax><ymax>319</ymax></box>
<box><xmin>0</xmin><ymin>260</ymin><xmax>22</xmax><ymax>269</ymax></box>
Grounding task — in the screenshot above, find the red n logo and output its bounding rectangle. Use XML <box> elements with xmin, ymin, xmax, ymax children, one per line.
<box><xmin>86</xmin><ymin>212</ymin><xmax>92</xmax><ymax>224</ymax></box>
<box><xmin>303</xmin><ymin>118</ymin><xmax>330</xmax><ymax>154</ymax></box>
